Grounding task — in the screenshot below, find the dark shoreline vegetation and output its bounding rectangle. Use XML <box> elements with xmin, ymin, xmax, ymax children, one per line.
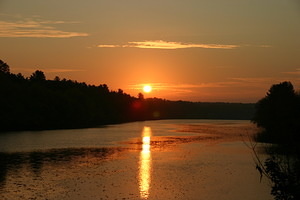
<box><xmin>0</xmin><ymin>60</ymin><xmax>254</xmax><ymax>132</ymax></box>
<box><xmin>252</xmin><ymin>81</ymin><xmax>300</xmax><ymax>144</ymax></box>
<box><xmin>251</xmin><ymin>81</ymin><xmax>300</xmax><ymax>200</ymax></box>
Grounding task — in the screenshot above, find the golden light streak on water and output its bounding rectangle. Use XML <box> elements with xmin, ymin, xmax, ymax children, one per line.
<box><xmin>139</xmin><ymin>126</ymin><xmax>152</xmax><ymax>199</ymax></box>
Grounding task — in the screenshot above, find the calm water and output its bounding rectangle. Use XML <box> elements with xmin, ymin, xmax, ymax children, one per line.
<box><xmin>0</xmin><ymin>119</ymin><xmax>272</xmax><ymax>200</ymax></box>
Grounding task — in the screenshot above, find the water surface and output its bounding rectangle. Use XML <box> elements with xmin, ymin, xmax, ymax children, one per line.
<box><xmin>0</xmin><ymin>120</ymin><xmax>272</xmax><ymax>200</ymax></box>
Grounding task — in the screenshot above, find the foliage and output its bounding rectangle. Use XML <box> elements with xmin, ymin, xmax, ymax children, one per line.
<box><xmin>0</xmin><ymin>60</ymin><xmax>10</xmax><ymax>74</ymax></box>
<box><xmin>265</xmin><ymin>154</ymin><xmax>300</xmax><ymax>200</ymax></box>
<box><xmin>251</xmin><ymin>144</ymin><xmax>300</xmax><ymax>200</ymax></box>
<box><xmin>252</xmin><ymin>82</ymin><xmax>300</xmax><ymax>143</ymax></box>
<box><xmin>0</xmin><ymin>60</ymin><xmax>255</xmax><ymax>132</ymax></box>
<box><xmin>30</xmin><ymin>70</ymin><xmax>46</xmax><ymax>81</ymax></box>
<box><xmin>252</xmin><ymin>82</ymin><xmax>300</xmax><ymax>199</ymax></box>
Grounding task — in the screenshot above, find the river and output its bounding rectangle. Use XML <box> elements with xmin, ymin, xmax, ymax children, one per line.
<box><xmin>0</xmin><ymin>119</ymin><xmax>272</xmax><ymax>200</ymax></box>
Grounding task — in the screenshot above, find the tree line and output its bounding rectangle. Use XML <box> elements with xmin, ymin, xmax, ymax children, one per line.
<box><xmin>0</xmin><ymin>60</ymin><xmax>254</xmax><ymax>132</ymax></box>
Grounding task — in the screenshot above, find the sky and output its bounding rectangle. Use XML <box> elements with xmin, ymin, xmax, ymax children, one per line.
<box><xmin>0</xmin><ymin>0</ymin><xmax>300</xmax><ymax>103</ymax></box>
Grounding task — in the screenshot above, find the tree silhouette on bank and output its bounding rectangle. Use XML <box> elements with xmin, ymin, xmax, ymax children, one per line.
<box><xmin>252</xmin><ymin>82</ymin><xmax>300</xmax><ymax>200</ymax></box>
<box><xmin>252</xmin><ymin>81</ymin><xmax>300</xmax><ymax>143</ymax></box>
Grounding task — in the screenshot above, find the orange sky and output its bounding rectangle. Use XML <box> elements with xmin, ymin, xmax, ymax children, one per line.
<box><xmin>1</xmin><ymin>0</ymin><xmax>299</xmax><ymax>102</ymax></box>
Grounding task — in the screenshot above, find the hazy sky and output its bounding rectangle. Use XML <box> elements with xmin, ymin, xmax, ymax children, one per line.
<box><xmin>1</xmin><ymin>0</ymin><xmax>299</xmax><ymax>102</ymax></box>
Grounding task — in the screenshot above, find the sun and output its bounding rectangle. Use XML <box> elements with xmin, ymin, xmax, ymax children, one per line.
<box><xmin>143</xmin><ymin>85</ymin><xmax>152</xmax><ymax>93</ymax></box>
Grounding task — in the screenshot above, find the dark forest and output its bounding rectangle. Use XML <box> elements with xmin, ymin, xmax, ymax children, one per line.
<box><xmin>0</xmin><ymin>60</ymin><xmax>254</xmax><ymax>132</ymax></box>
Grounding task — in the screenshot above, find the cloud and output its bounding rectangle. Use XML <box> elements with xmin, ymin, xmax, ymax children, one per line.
<box><xmin>128</xmin><ymin>77</ymin><xmax>283</xmax><ymax>94</ymax></box>
<box><xmin>128</xmin><ymin>82</ymin><xmax>243</xmax><ymax>95</ymax></box>
<box><xmin>282</xmin><ymin>68</ymin><xmax>300</xmax><ymax>75</ymax></box>
<box><xmin>97</xmin><ymin>44</ymin><xmax>121</xmax><ymax>48</ymax></box>
<box><xmin>12</xmin><ymin>67</ymin><xmax>85</xmax><ymax>73</ymax></box>
<box><xmin>128</xmin><ymin>41</ymin><xmax>239</xmax><ymax>49</ymax></box>
<box><xmin>243</xmin><ymin>44</ymin><xmax>272</xmax><ymax>48</ymax></box>
<box><xmin>98</xmin><ymin>40</ymin><xmax>239</xmax><ymax>50</ymax></box>
<box><xmin>42</xmin><ymin>68</ymin><xmax>86</xmax><ymax>73</ymax></box>
<box><xmin>128</xmin><ymin>76</ymin><xmax>300</xmax><ymax>102</ymax></box>
<box><xmin>230</xmin><ymin>77</ymin><xmax>274</xmax><ymax>84</ymax></box>
<box><xmin>258</xmin><ymin>45</ymin><xmax>272</xmax><ymax>48</ymax></box>
<box><xmin>0</xmin><ymin>17</ymin><xmax>89</xmax><ymax>38</ymax></box>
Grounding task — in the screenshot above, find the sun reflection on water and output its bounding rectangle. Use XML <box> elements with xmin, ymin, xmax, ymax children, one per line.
<box><xmin>139</xmin><ymin>126</ymin><xmax>152</xmax><ymax>199</ymax></box>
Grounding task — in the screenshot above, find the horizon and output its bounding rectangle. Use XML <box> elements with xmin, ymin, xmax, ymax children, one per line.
<box><xmin>1</xmin><ymin>0</ymin><xmax>299</xmax><ymax>103</ymax></box>
<box><xmin>3</xmin><ymin>65</ymin><xmax>258</xmax><ymax>104</ymax></box>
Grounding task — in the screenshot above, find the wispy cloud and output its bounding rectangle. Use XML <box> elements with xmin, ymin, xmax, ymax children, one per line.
<box><xmin>128</xmin><ymin>81</ymin><xmax>243</xmax><ymax>94</ymax></box>
<box><xmin>243</xmin><ymin>44</ymin><xmax>272</xmax><ymax>48</ymax></box>
<box><xmin>282</xmin><ymin>68</ymin><xmax>300</xmax><ymax>75</ymax></box>
<box><xmin>128</xmin><ymin>83</ymin><xmax>195</xmax><ymax>95</ymax></box>
<box><xmin>12</xmin><ymin>67</ymin><xmax>85</xmax><ymax>73</ymax></box>
<box><xmin>97</xmin><ymin>45</ymin><xmax>120</xmax><ymax>48</ymax></box>
<box><xmin>230</xmin><ymin>77</ymin><xmax>274</xmax><ymax>84</ymax></box>
<box><xmin>128</xmin><ymin>76</ymin><xmax>299</xmax><ymax>102</ymax></box>
<box><xmin>258</xmin><ymin>45</ymin><xmax>272</xmax><ymax>48</ymax></box>
<box><xmin>128</xmin><ymin>77</ymin><xmax>284</xmax><ymax>94</ymax></box>
<box><xmin>98</xmin><ymin>40</ymin><xmax>239</xmax><ymax>50</ymax></box>
<box><xmin>0</xmin><ymin>17</ymin><xmax>88</xmax><ymax>38</ymax></box>
<box><xmin>128</xmin><ymin>41</ymin><xmax>239</xmax><ymax>49</ymax></box>
<box><xmin>43</xmin><ymin>68</ymin><xmax>86</xmax><ymax>73</ymax></box>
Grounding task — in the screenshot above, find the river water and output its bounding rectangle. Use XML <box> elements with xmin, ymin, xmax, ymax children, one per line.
<box><xmin>0</xmin><ymin>119</ymin><xmax>272</xmax><ymax>200</ymax></box>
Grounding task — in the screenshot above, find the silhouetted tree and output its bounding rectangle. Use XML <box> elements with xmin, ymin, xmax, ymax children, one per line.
<box><xmin>30</xmin><ymin>70</ymin><xmax>46</xmax><ymax>81</ymax></box>
<box><xmin>265</xmin><ymin>155</ymin><xmax>300</xmax><ymax>200</ymax></box>
<box><xmin>118</xmin><ymin>89</ymin><xmax>123</xmax><ymax>94</ymax></box>
<box><xmin>252</xmin><ymin>81</ymin><xmax>300</xmax><ymax>143</ymax></box>
<box><xmin>251</xmin><ymin>82</ymin><xmax>300</xmax><ymax>199</ymax></box>
<box><xmin>138</xmin><ymin>93</ymin><xmax>144</xmax><ymax>100</ymax></box>
<box><xmin>0</xmin><ymin>60</ymin><xmax>10</xmax><ymax>73</ymax></box>
<box><xmin>252</xmin><ymin>142</ymin><xmax>300</xmax><ymax>200</ymax></box>
<box><xmin>54</xmin><ymin>76</ymin><xmax>60</xmax><ymax>81</ymax></box>
<box><xmin>16</xmin><ymin>73</ymin><xmax>24</xmax><ymax>80</ymax></box>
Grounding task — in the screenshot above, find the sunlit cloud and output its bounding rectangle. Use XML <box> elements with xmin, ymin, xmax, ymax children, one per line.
<box><xmin>97</xmin><ymin>44</ymin><xmax>120</xmax><ymax>48</ymax></box>
<box><xmin>98</xmin><ymin>40</ymin><xmax>239</xmax><ymax>50</ymax></box>
<box><xmin>128</xmin><ymin>41</ymin><xmax>239</xmax><ymax>49</ymax></box>
<box><xmin>0</xmin><ymin>17</ymin><xmax>88</xmax><ymax>38</ymax></box>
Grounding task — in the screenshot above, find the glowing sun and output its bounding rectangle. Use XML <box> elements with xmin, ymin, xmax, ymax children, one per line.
<box><xmin>143</xmin><ymin>85</ymin><xmax>152</xmax><ymax>93</ymax></box>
